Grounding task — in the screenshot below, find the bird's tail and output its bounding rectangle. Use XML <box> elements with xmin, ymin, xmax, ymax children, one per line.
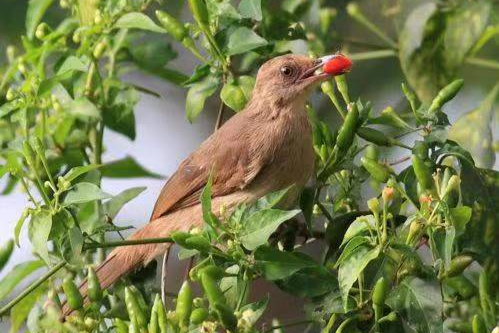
<box><xmin>61</xmin><ymin>216</ymin><xmax>177</xmax><ymax>317</ymax></box>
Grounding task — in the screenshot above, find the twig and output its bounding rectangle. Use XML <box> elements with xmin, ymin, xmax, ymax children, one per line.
<box><xmin>83</xmin><ymin>237</ymin><xmax>174</xmax><ymax>250</ymax></box>
<box><xmin>349</xmin><ymin>49</ymin><xmax>397</xmax><ymax>61</ymax></box>
<box><xmin>263</xmin><ymin>319</ymin><xmax>316</xmax><ymax>333</ymax></box>
<box><xmin>0</xmin><ymin>261</ymin><xmax>66</xmax><ymax>317</ymax></box>
<box><xmin>389</xmin><ymin>155</ymin><xmax>410</xmax><ymax>166</ymax></box>
<box><xmin>466</xmin><ymin>57</ymin><xmax>499</xmax><ymax>70</ymax></box>
<box><xmin>214</xmin><ymin>100</ymin><xmax>226</xmax><ymax>131</ymax></box>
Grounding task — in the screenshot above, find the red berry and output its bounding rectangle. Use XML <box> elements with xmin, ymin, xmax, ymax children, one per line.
<box><xmin>323</xmin><ymin>54</ymin><xmax>352</xmax><ymax>75</ymax></box>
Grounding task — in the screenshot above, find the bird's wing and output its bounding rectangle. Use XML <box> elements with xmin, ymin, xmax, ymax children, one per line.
<box><xmin>150</xmin><ymin>119</ymin><xmax>266</xmax><ymax>220</ymax></box>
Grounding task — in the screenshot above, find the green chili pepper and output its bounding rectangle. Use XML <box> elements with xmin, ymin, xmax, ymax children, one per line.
<box><xmin>428</xmin><ymin>79</ymin><xmax>464</xmax><ymax>114</ymax></box>
<box><xmin>0</xmin><ymin>239</ymin><xmax>14</xmax><ymax>271</ymax></box>
<box><xmin>187</xmin><ymin>0</ymin><xmax>210</xmax><ymax>30</ymax></box>
<box><xmin>446</xmin><ymin>321</ymin><xmax>472</xmax><ymax>333</ymax></box>
<box><xmin>62</xmin><ymin>276</ymin><xmax>83</xmax><ymax>310</ymax></box>
<box><xmin>214</xmin><ymin>303</ymin><xmax>237</xmax><ymax>331</ymax></box>
<box><xmin>23</xmin><ymin>141</ymin><xmax>36</xmax><ymax>167</ymax></box>
<box><xmin>336</xmin><ymin>103</ymin><xmax>359</xmax><ymax>152</ymax></box>
<box><xmin>372</xmin><ymin>277</ymin><xmax>389</xmax><ymax>306</ymax></box>
<box><xmin>334</xmin><ymin>75</ymin><xmax>350</xmax><ymax>104</ymax></box>
<box><xmin>155</xmin><ymin>10</ymin><xmax>188</xmax><ymax>42</ymax></box>
<box><xmin>176</xmin><ymin>281</ymin><xmax>193</xmax><ymax>328</ymax></box>
<box><xmin>472</xmin><ymin>314</ymin><xmax>487</xmax><ymax>333</ymax></box>
<box><xmin>125</xmin><ymin>287</ymin><xmax>147</xmax><ymax>329</ymax></box>
<box><xmin>357</xmin><ymin>127</ymin><xmax>393</xmax><ymax>146</ymax></box>
<box><xmin>445</xmin><ymin>276</ymin><xmax>476</xmax><ymax>299</ymax></box>
<box><xmin>200</xmin><ymin>265</ymin><xmax>225</xmax><ymax>280</ymax></box>
<box><xmin>411</xmin><ymin>155</ymin><xmax>433</xmax><ymax>190</ymax></box>
<box><xmin>405</xmin><ymin>220</ymin><xmax>423</xmax><ymax>246</ymax></box>
<box><xmin>443</xmin><ymin>255</ymin><xmax>473</xmax><ymax>278</ymax></box>
<box><xmin>320</xmin><ymin>122</ymin><xmax>335</xmax><ymax>147</ymax></box>
<box><xmin>364</xmin><ymin>144</ymin><xmax>379</xmax><ymax>161</ymax></box>
<box><xmin>378</xmin><ymin>311</ymin><xmax>397</xmax><ymax>324</ymax></box>
<box><xmin>171</xmin><ymin>231</ymin><xmax>191</xmax><ymax>247</ymax></box>
<box><xmin>190</xmin><ymin>308</ymin><xmax>208</xmax><ymax>325</ymax></box>
<box><xmin>412</xmin><ymin>141</ymin><xmax>429</xmax><ymax>160</ymax></box>
<box><xmin>87</xmin><ymin>266</ymin><xmax>103</xmax><ymax>302</ymax></box>
<box><xmin>185</xmin><ymin>235</ymin><xmax>212</xmax><ymax>252</ymax></box>
<box><xmin>361</xmin><ymin>157</ymin><xmax>391</xmax><ymax>183</ymax></box>
<box><xmin>200</xmin><ymin>271</ymin><xmax>225</xmax><ymax>306</ymax></box>
<box><xmin>153</xmin><ymin>294</ymin><xmax>168</xmax><ymax>333</ymax></box>
<box><xmin>372</xmin><ymin>277</ymin><xmax>389</xmax><ymax>329</ymax></box>
<box><xmin>401</xmin><ymin>83</ymin><xmax>418</xmax><ymax>113</ymax></box>
<box><xmin>115</xmin><ymin>318</ymin><xmax>129</xmax><ymax>333</ymax></box>
<box><xmin>148</xmin><ymin>295</ymin><xmax>160</xmax><ymax>333</ymax></box>
<box><xmin>478</xmin><ymin>271</ymin><xmax>494</xmax><ymax>325</ymax></box>
<box><xmin>441</xmin><ymin>167</ymin><xmax>458</xmax><ymax>207</ymax></box>
<box><xmin>93</xmin><ymin>39</ymin><xmax>108</xmax><ymax>59</ymax></box>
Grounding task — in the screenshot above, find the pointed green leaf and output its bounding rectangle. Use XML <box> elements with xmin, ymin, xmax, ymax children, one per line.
<box><xmin>63</xmin><ymin>182</ymin><xmax>112</xmax><ymax>205</ymax></box>
<box><xmin>114</xmin><ymin>12</ymin><xmax>166</xmax><ymax>33</ymax></box>
<box><xmin>254</xmin><ymin>246</ymin><xmax>317</xmax><ymax>280</ymax></box>
<box><xmin>101</xmin><ymin>156</ymin><xmax>162</xmax><ymax>179</ymax></box>
<box><xmin>0</xmin><ymin>260</ymin><xmax>44</xmax><ymax>300</ymax></box>
<box><xmin>103</xmin><ymin>186</ymin><xmax>146</xmax><ymax>219</ymax></box>
<box><xmin>27</xmin><ymin>211</ymin><xmax>52</xmax><ymax>264</ymax></box>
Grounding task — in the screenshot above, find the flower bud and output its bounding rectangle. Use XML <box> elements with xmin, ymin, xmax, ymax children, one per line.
<box><xmin>382</xmin><ymin>186</ymin><xmax>394</xmax><ymax>203</ymax></box>
<box><xmin>442</xmin><ymin>175</ymin><xmax>460</xmax><ymax>198</ymax></box>
<box><xmin>406</xmin><ymin>220</ymin><xmax>423</xmax><ymax>245</ymax></box>
<box><xmin>367</xmin><ymin>197</ymin><xmax>380</xmax><ymax>214</ymax></box>
<box><xmin>35</xmin><ymin>23</ymin><xmax>49</xmax><ymax>40</ymax></box>
<box><xmin>6</xmin><ymin>88</ymin><xmax>16</xmax><ymax>101</ymax></box>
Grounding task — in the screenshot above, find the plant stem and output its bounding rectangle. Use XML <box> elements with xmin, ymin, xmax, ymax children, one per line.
<box><xmin>0</xmin><ymin>260</ymin><xmax>66</xmax><ymax>316</ymax></box>
<box><xmin>83</xmin><ymin>237</ymin><xmax>174</xmax><ymax>250</ymax></box>
<box><xmin>466</xmin><ymin>57</ymin><xmax>499</xmax><ymax>70</ymax></box>
<box><xmin>264</xmin><ymin>319</ymin><xmax>316</xmax><ymax>333</ymax></box>
<box><xmin>19</xmin><ymin>176</ymin><xmax>39</xmax><ymax>208</ymax></box>
<box><xmin>214</xmin><ymin>100</ymin><xmax>226</xmax><ymax>131</ymax></box>
<box><xmin>348</xmin><ymin>9</ymin><xmax>398</xmax><ymax>49</ymax></box>
<box><xmin>349</xmin><ymin>49</ymin><xmax>397</xmax><ymax>61</ymax></box>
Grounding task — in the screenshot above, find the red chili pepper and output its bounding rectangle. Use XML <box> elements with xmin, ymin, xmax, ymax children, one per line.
<box><xmin>323</xmin><ymin>54</ymin><xmax>352</xmax><ymax>75</ymax></box>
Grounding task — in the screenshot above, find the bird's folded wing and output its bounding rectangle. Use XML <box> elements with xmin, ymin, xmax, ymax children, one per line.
<box><xmin>149</xmin><ymin>127</ymin><xmax>266</xmax><ymax>221</ymax></box>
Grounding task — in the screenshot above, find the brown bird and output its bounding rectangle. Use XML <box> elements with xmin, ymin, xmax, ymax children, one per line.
<box><xmin>62</xmin><ymin>53</ymin><xmax>344</xmax><ymax>316</ymax></box>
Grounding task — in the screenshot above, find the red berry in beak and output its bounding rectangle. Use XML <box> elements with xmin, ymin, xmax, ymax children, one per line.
<box><xmin>323</xmin><ymin>54</ymin><xmax>353</xmax><ymax>75</ymax></box>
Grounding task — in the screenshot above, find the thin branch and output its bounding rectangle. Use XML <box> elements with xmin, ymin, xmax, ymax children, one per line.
<box><xmin>83</xmin><ymin>237</ymin><xmax>173</xmax><ymax>250</ymax></box>
<box><xmin>161</xmin><ymin>249</ymin><xmax>170</xmax><ymax>305</ymax></box>
<box><xmin>214</xmin><ymin>100</ymin><xmax>226</xmax><ymax>131</ymax></box>
<box><xmin>466</xmin><ymin>57</ymin><xmax>499</xmax><ymax>70</ymax></box>
<box><xmin>0</xmin><ymin>261</ymin><xmax>66</xmax><ymax>317</ymax></box>
<box><xmin>349</xmin><ymin>49</ymin><xmax>397</xmax><ymax>61</ymax></box>
<box><xmin>389</xmin><ymin>155</ymin><xmax>411</xmax><ymax>166</ymax></box>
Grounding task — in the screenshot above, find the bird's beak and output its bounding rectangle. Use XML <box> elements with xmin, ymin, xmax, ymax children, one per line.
<box><xmin>297</xmin><ymin>54</ymin><xmax>349</xmax><ymax>84</ymax></box>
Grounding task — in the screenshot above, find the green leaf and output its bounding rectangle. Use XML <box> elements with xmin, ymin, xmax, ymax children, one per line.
<box><xmin>448</xmin><ymin>83</ymin><xmax>499</xmax><ymax>168</ymax></box>
<box><xmin>26</xmin><ymin>0</ymin><xmax>54</xmax><ymax>39</ymax></box>
<box><xmin>65</xmin><ymin>97</ymin><xmax>101</xmax><ymax>121</ymax></box>
<box><xmin>128</xmin><ymin>34</ymin><xmax>177</xmax><ymax>70</ymax></box>
<box><xmin>431</xmin><ymin>226</ymin><xmax>455</xmax><ymax>270</ymax></box>
<box><xmin>238</xmin><ymin>0</ymin><xmax>262</xmax><ymax>20</ymax></box>
<box><xmin>399</xmin><ymin>2</ymin><xmax>489</xmax><ymax>102</ymax></box>
<box><xmin>103</xmin><ymin>186</ymin><xmax>146</xmax><ymax>219</ymax></box>
<box><xmin>104</xmin><ymin>86</ymin><xmax>139</xmax><ymax>140</ymax></box>
<box><xmin>239</xmin><ymin>297</ymin><xmax>269</xmax><ymax>325</ymax></box>
<box><xmin>101</xmin><ymin>156</ymin><xmax>162</xmax><ymax>179</ymax></box>
<box><xmin>9</xmin><ymin>282</ymin><xmax>48</xmax><ymax>333</ymax></box>
<box><xmin>56</xmin><ymin>55</ymin><xmax>89</xmax><ymax>75</ymax></box>
<box><xmin>114</xmin><ymin>12</ymin><xmax>166</xmax><ymax>33</ymax></box>
<box><xmin>0</xmin><ymin>102</ymin><xmax>19</xmax><ymax>119</ymax></box>
<box><xmin>185</xmin><ymin>74</ymin><xmax>219</xmax><ymax>122</ymax></box>
<box><xmin>68</xmin><ymin>226</ymin><xmax>84</xmax><ymax>258</ymax></box>
<box><xmin>338</xmin><ymin>244</ymin><xmax>380</xmax><ymax>308</ymax></box>
<box><xmin>0</xmin><ymin>260</ymin><xmax>44</xmax><ymax>300</ymax></box>
<box><xmin>27</xmin><ymin>211</ymin><xmax>52</xmax><ymax>264</ymax></box>
<box><xmin>220</xmin><ymin>265</ymin><xmax>246</xmax><ymax>308</ymax></box>
<box><xmin>254</xmin><ymin>246</ymin><xmax>316</xmax><ymax>280</ymax></box>
<box><xmin>14</xmin><ymin>211</ymin><xmax>29</xmax><ymax>246</ymax></box>
<box><xmin>200</xmin><ymin>174</ymin><xmax>220</xmax><ymax>230</ymax></box>
<box><xmin>63</xmin><ymin>164</ymin><xmax>101</xmax><ymax>183</ymax></box>
<box><xmin>386</xmin><ymin>276</ymin><xmax>443</xmax><ymax>333</ymax></box>
<box><xmin>239</xmin><ymin>209</ymin><xmax>300</xmax><ymax>250</ymax></box>
<box><xmin>341</xmin><ymin>215</ymin><xmax>376</xmax><ymax>246</ymax></box>
<box><xmin>63</xmin><ymin>182</ymin><xmax>112</xmax><ymax>205</ymax></box>
<box><xmin>335</xmin><ymin>236</ymin><xmax>371</xmax><ymax>267</ymax></box>
<box><xmin>251</xmin><ymin>185</ymin><xmax>293</xmax><ymax>211</ymax></box>
<box><xmin>277</xmin><ymin>266</ymin><xmax>338</xmax><ymax>298</ymax></box>
<box><xmin>226</xmin><ymin>27</ymin><xmax>268</xmax><ymax>55</ymax></box>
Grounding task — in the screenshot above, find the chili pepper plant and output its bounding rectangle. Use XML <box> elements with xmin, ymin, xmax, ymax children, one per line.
<box><xmin>0</xmin><ymin>0</ymin><xmax>498</xmax><ymax>332</ymax></box>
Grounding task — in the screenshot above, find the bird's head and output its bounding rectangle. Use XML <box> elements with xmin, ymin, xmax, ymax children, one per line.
<box><xmin>252</xmin><ymin>54</ymin><xmax>350</xmax><ymax>106</ymax></box>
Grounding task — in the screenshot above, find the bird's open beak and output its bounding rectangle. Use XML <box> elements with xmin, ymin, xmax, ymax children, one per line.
<box><xmin>297</xmin><ymin>54</ymin><xmax>350</xmax><ymax>84</ymax></box>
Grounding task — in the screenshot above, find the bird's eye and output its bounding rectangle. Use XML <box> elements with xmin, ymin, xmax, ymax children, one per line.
<box><xmin>280</xmin><ymin>65</ymin><xmax>294</xmax><ymax>77</ymax></box>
